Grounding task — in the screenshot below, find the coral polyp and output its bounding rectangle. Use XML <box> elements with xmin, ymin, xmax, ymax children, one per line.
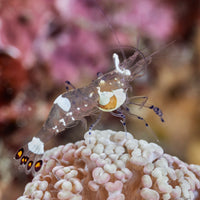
<box><xmin>17</xmin><ymin>130</ymin><xmax>200</xmax><ymax>200</ymax></box>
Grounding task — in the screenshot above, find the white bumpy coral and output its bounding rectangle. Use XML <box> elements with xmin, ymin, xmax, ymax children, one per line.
<box><xmin>17</xmin><ymin>130</ymin><xmax>200</xmax><ymax>200</ymax></box>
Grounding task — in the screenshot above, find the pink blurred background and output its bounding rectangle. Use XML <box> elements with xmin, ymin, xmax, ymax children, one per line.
<box><xmin>0</xmin><ymin>0</ymin><xmax>199</xmax><ymax>199</ymax></box>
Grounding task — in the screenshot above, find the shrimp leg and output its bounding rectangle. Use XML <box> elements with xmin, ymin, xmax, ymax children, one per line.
<box><xmin>65</xmin><ymin>80</ymin><xmax>76</xmax><ymax>91</ymax></box>
<box><xmin>88</xmin><ymin>113</ymin><xmax>102</xmax><ymax>135</ymax></box>
<box><xmin>125</xmin><ymin>96</ymin><xmax>164</xmax><ymax>122</ymax></box>
<box><xmin>110</xmin><ymin>110</ymin><xmax>127</xmax><ymax>133</ymax></box>
<box><xmin>123</xmin><ymin>106</ymin><xmax>149</xmax><ymax>127</ymax></box>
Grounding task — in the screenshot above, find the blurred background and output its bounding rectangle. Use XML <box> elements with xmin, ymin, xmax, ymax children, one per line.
<box><xmin>0</xmin><ymin>0</ymin><xmax>200</xmax><ymax>199</ymax></box>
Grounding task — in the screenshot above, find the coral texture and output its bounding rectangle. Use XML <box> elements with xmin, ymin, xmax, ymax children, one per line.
<box><xmin>17</xmin><ymin>130</ymin><xmax>200</xmax><ymax>200</ymax></box>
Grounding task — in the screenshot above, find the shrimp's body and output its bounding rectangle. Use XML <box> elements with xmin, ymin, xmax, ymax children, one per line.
<box><xmin>15</xmin><ymin>49</ymin><xmax>163</xmax><ymax>174</ymax></box>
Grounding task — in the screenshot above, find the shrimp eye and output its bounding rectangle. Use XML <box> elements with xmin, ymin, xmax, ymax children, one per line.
<box><xmin>20</xmin><ymin>156</ymin><xmax>29</xmax><ymax>165</ymax></box>
<box><xmin>34</xmin><ymin>160</ymin><xmax>43</xmax><ymax>172</ymax></box>
<box><xmin>15</xmin><ymin>148</ymin><xmax>24</xmax><ymax>160</ymax></box>
<box><xmin>27</xmin><ymin>161</ymin><xmax>33</xmax><ymax>171</ymax></box>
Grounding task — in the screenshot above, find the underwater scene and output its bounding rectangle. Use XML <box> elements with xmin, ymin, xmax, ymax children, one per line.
<box><xmin>0</xmin><ymin>0</ymin><xmax>200</xmax><ymax>199</ymax></box>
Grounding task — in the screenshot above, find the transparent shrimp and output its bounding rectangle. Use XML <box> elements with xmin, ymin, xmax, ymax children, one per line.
<box><xmin>14</xmin><ymin>0</ymin><xmax>168</xmax><ymax>174</ymax></box>
<box><xmin>14</xmin><ymin>47</ymin><xmax>164</xmax><ymax>174</ymax></box>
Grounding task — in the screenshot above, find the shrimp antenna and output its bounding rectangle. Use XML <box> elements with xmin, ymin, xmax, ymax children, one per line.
<box><xmin>148</xmin><ymin>40</ymin><xmax>176</xmax><ymax>57</ymax></box>
<box><xmin>92</xmin><ymin>0</ymin><xmax>127</xmax><ymax>61</ymax></box>
<box><xmin>138</xmin><ymin>40</ymin><xmax>176</xmax><ymax>58</ymax></box>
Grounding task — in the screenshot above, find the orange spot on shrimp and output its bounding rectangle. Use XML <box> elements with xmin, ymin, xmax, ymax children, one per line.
<box><xmin>20</xmin><ymin>156</ymin><xmax>29</xmax><ymax>165</ymax></box>
<box><xmin>15</xmin><ymin>148</ymin><xmax>24</xmax><ymax>159</ymax></box>
<box><xmin>99</xmin><ymin>95</ymin><xmax>117</xmax><ymax>110</ymax></box>
<box><xmin>34</xmin><ymin>160</ymin><xmax>43</xmax><ymax>172</ymax></box>
<box><xmin>27</xmin><ymin>161</ymin><xmax>33</xmax><ymax>171</ymax></box>
<box><xmin>21</xmin><ymin>157</ymin><xmax>25</xmax><ymax>164</ymax></box>
<box><xmin>24</xmin><ymin>157</ymin><xmax>28</xmax><ymax>164</ymax></box>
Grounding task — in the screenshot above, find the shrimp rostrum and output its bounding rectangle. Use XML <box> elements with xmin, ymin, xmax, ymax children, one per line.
<box><xmin>14</xmin><ymin>47</ymin><xmax>164</xmax><ymax>174</ymax></box>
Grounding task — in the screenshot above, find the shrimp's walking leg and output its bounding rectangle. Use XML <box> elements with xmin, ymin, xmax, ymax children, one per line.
<box><xmin>65</xmin><ymin>80</ymin><xmax>76</xmax><ymax>91</ymax></box>
<box><xmin>126</xmin><ymin>96</ymin><xmax>149</xmax><ymax>108</ymax></box>
<box><xmin>123</xmin><ymin>106</ymin><xmax>160</xmax><ymax>143</ymax></box>
<box><xmin>80</xmin><ymin>117</ymin><xmax>87</xmax><ymax>130</ymax></box>
<box><xmin>123</xmin><ymin>106</ymin><xmax>149</xmax><ymax>127</ymax></box>
<box><xmin>148</xmin><ymin>105</ymin><xmax>164</xmax><ymax>122</ymax></box>
<box><xmin>111</xmin><ymin>110</ymin><xmax>127</xmax><ymax>133</ymax></box>
<box><xmin>89</xmin><ymin>114</ymin><xmax>102</xmax><ymax>135</ymax></box>
<box><xmin>126</xmin><ymin>96</ymin><xmax>164</xmax><ymax>122</ymax></box>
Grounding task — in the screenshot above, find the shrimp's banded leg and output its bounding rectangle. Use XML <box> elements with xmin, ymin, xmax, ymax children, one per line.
<box><xmin>123</xmin><ymin>106</ymin><xmax>160</xmax><ymax>143</ymax></box>
<box><xmin>124</xmin><ymin>106</ymin><xmax>149</xmax><ymax>127</ymax></box>
<box><xmin>65</xmin><ymin>80</ymin><xmax>76</xmax><ymax>91</ymax></box>
<box><xmin>126</xmin><ymin>96</ymin><xmax>164</xmax><ymax>122</ymax></box>
<box><xmin>111</xmin><ymin>110</ymin><xmax>127</xmax><ymax>133</ymax></box>
<box><xmin>148</xmin><ymin>105</ymin><xmax>164</xmax><ymax>122</ymax></box>
<box><xmin>89</xmin><ymin>114</ymin><xmax>102</xmax><ymax>135</ymax></box>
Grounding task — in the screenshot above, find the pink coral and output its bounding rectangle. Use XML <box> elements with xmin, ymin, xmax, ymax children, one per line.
<box><xmin>0</xmin><ymin>0</ymin><xmax>51</xmax><ymax>65</ymax></box>
<box><xmin>17</xmin><ymin>130</ymin><xmax>200</xmax><ymax>200</ymax></box>
<box><xmin>38</xmin><ymin>28</ymin><xmax>109</xmax><ymax>83</ymax></box>
<box><xmin>0</xmin><ymin>0</ymin><xmax>179</xmax><ymax>83</ymax></box>
<box><xmin>113</xmin><ymin>0</ymin><xmax>175</xmax><ymax>41</ymax></box>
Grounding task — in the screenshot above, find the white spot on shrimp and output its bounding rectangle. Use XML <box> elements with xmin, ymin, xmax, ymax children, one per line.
<box><xmin>84</xmin><ymin>104</ymin><xmax>88</xmax><ymax>107</ymax></box>
<box><xmin>59</xmin><ymin>118</ymin><xmax>66</xmax><ymax>126</ymax></box>
<box><xmin>100</xmin><ymin>80</ymin><xmax>105</xmax><ymax>85</ymax></box>
<box><xmin>77</xmin><ymin>107</ymin><xmax>80</xmax><ymax>111</ymax></box>
<box><xmin>97</xmin><ymin>87</ymin><xmax>113</xmax><ymax>106</ymax></box>
<box><xmin>89</xmin><ymin>92</ymin><xmax>94</xmax><ymax>98</ymax></box>
<box><xmin>72</xmin><ymin>117</ymin><xmax>75</xmax><ymax>121</ymax></box>
<box><xmin>52</xmin><ymin>125</ymin><xmax>59</xmax><ymax>133</ymax></box>
<box><xmin>52</xmin><ymin>125</ymin><xmax>58</xmax><ymax>130</ymax></box>
<box><xmin>109</xmin><ymin>82</ymin><xmax>112</xmax><ymax>85</ymax></box>
<box><xmin>113</xmin><ymin>53</ymin><xmax>131</xmax><ymax>76</ymax></box>
<box><xmin>28</xmin><ymin>137</ymin><xmax>44</xmax><ymax>155</ymax></box>
<box><xmin>54</xmin><ymin>95</ymin><xmax>71</xmax><ymax>112</ymax></box>
<box><xmin>66</xmin><ymin>112</ymin><xmax>72</xmax><ymax>116</ymax></box>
